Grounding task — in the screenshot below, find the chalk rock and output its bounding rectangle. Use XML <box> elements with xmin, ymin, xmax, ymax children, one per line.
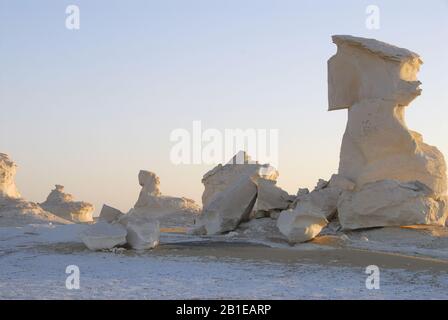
<box><xmin>277</xmin><ymin>209</ymin><xmax>328</xmax><ymax>243</ymax></box>
<box><xmin>201</xmin><ymin>151</ymin><xmax>278</xmax><ymax>207</ymax></box>
<box><xmin>80</xmin><ymin>221</ymin><xmax>127</xmax><ymax>251</ymax></box>
<box><xmin>197</xmin><ymin>174</ymin><xmax>258</xmax><ymax>234</ymax></box>
<box><xmin>0</xmin><ymin>153</ymin><xmax>70</xmax><ymax>227</ymax></box>
<box><xmin>328</xmin><ymin>35</ymin><xmax>447</xmax><ymax>196</ymax></box>
<box><xmin>99</xmin><ymin>204</ymin><xmax>124</xmax><ymax>223</ymax></box>
<box><xmin>125</xmin><ymin>219</ymin><xmax>160</xmax><ymax>250</ymax></box>
<box><xmin>252</xmin><ymin>178</ymin><xmax>295</xmax><ymax>214</ymax></box>
<box><xmin>40</xmin><ymin>185</ymin><xmax>94</xmax><ymax>222</ymax></box>
<box><xmin>0</xmin><ymin>153</ymin><xmax>20</xmax><ymax>199</ymax></box>
<box><xmin>276</xmin><ymin>180</ymin><xmax>344</xmax><ymax>243</ymax></box>
<box><xmin>338</xmin><ymin>180</ymin><xmax>448</xmax><ymax>230</ymax></box>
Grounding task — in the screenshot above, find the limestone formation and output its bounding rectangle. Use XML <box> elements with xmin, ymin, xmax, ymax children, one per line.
<box><xmin>251</xmin><ymin>178</ymin><xmax>295</xmax><ymax>217</ymax></box>
<box><xmin>125</xmin><ymin>219</ymin><xmax>160</xmax><ymax>250</ymax></box>
<box><xmin>277</xmin><ymin>179</ymin><xmax>343</xmax><ymax>243</ymax></box>
<box><xmin>328</xmin><ymin>35</ymin><xmax>448</xmax><ymax>229</ymax></box>
<box><xmin>40</xmin><ymin>185</ymin><xmax>94</xmax><ymax>222</ymax></box>
<box><xmin>0</xmin><ymin>153</ymin><xmax>20</xmax><ymax>199</ymax></box>
<box><xmin>338</xmin><ymin>180</ymin><xmax>447</xmax><ymax>230</ymax></box>
<box><xmin>80</xmin><ymin>221</ymin><xmax>127</xmax><ymax>251</ymax></box>
<box><xmin>0</xmin><ymin>153</ymin><xmax>70</xmax><ymax>227</ymax></box>
<box><xmin>328</xmin><ymin>35</ymin><xmax>447</xmax><ymax>195</ymax></box>
<box><xmin>201</xmin><ymin>151</ymin><xmax>278</xmax><ymax>207</ymax></box>
<box><xmin>99</xmin><ymin>204</ymin><xmax>124</xmax><ymax>223</ymax></box>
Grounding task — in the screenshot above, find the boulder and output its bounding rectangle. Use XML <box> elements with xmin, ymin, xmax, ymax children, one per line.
<box><xmin>201</xmin><ymin>151</ymin><xmax>278</xmax><ymax>207</ymax></box>
<box><xmin>338</xmin><ymin>180</ymin><xmax>448</xmax><ymax>230</ymax></box>
<box><xmin>277</xmin><ymin>209</ymin><xmax>328</xmax><ymax>243</ymax></box>
<box><xmin>328</xmin><ymin>35</ymin><xmax>447</xmax><ymax>196</ymax></box>
<box><xmin>252</xmin><ymin>178</ymin><xmax>295</xmax><ymax>214</ymax></box>
<box><xmin>197</xmin><ymin>174</ymin><xmax>258</xmax><ymax>234</ymax></box>
<box><xmin>80</xmin><ymin>221</ymin><xmax>127</xmax><ymax>251</ymax></box>
<box><xmin>125</xmin><ymin>219</ymin><xmax>160</xmax><ymax>250</ymax></box>
<box><xmin>99</xmin><ymin>204</ymin><xmax>124</xmax><ymax>223</ymax></box>
<box><xmin>40</xmin><ymin>185</ymin><xmax>94</xmax><ymax>222</ymax></box>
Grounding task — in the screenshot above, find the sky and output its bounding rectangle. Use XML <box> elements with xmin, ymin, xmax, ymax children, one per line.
<box><xmin>1</xmin><ymin>0</ymin><xmax>448</xmax><ymax>215</ymax></box>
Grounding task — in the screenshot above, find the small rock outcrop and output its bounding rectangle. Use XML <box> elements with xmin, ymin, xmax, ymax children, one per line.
<box><xmin>80</xmin><ymin>221</ymin><xmax>127</xmax><ymax>251</ymax></box>
<box><xmin>0</xmin><ymin>153</ymin><xmax>70</xmax><ymax>227</ymax></box>
<box><xmin>40</xmin><ymin>185</ymin><xmax>94</xmax><ymax>222</ymax></box>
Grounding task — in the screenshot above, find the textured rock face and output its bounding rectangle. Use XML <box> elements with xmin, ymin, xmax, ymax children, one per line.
<box><xmin>40</xmin><ymin>185</ymin><xmax>94</xmax><ymax>222</ymax></box>
<box><xmin>328</xmin><ymin>35</ymin><xmax>447</xmax><ymax>195</ymax></box>
<box><xmin>338</xmin><ymin>180</ymin><xmax>447</xmax><ymax>230</ymax></box>
<box><xmin>197</xmin><ymin>174</ymin><xmax>258</xmax><ymax>235</ymax></box>
<box><xmin>0</xmin><ymin>153</ymin><xmax>20</xmax><ymax>199</ymax></box>
<box><xmin>201</xmin><ymin>151</ymin><xmax>278</xmax><ymax>207</ymax></box>
<box><xmin>125</xmin><ymin>219</ymin><xmax>160</xmax><ymax>250</ymax></box>
<box><xmin>252</xmin><ymin>178</ymin><xmax>295</xmax><ymax>215</ymax></box>
<box><xmin>99</xmin><ymin>204</ymin><xmax>124</xmax><ymax>223</ymax></box>
<box><xmin>276</xmin><ymin>180</ymin><xmax>344</xmax><ymax>243</ymax></box>
<box><xmin>80</xmin><ymin>221</ymin><xmax>127</xmax><ymax>251</ymax></box>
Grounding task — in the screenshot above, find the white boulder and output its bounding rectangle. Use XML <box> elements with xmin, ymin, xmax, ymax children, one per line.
<box><xmin>125</xmin><ymin>219</ymin><xmax>160</xmax><ymax>250</ymax></box>
<box><xmin>338</xmin><ymin>180</ymin><xmax>448</xmax><ymax>230</ymax></box>
<box><xmin>99</xmin><ymin>204</ymin><xmax>124</xmax><ymax>223</ymax></box>
<box><xmin>80</xmin><ymin>221</ymin><xmax>127</xmax><ymax>251</ymax></box>
<box><xmin>277</xmin><ymin>209</ymin><xmax>328</xmax><ymax>243</ymax></box>
<box><xmin>252</xmin><ymin>178</ymin><xmax>295</xmax><ymax>214</ymax></box>
<box><xmin>40</xmin><ymin>185</ymin><xmax>94</xmax><ymax>222</ymax></box>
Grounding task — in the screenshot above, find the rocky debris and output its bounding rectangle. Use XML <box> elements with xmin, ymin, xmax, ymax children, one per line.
<box><xmin>0</xmin><ymin>153</ymin><xmax>20</xmax><ymax>199</ymax></box>
<box><xmin>40</xmin><ymin>185</ymin><xmax>94</xmax><ymax>223</ymax></box>
<box><xmin>328</xmin><ymin>35</ymin><xmax>447</xmax><ymax>196</ymax></box>
<box><xmin>195</xmin><ymin>152</ymin><xmax>289</xmax><ymax>235</ymax></box>
<box><xmin>0</xmin><ymin>153</ymin><xmax>71</xmax><ymax>227</ymax></box>
<box><xmin>277</xmin><ymin>179</ymin><xmax>343</xmax><ymax>243</ymax></box>
<box><xmin>338</xmin><ymin>180</ymin><xmax>448</xmax><ymax>230</ymax></box>
<box><xmin>80</xmin><ymin>221</ymin><xmax>127</xmax><ymax>251</ymax></box>
<box><xmin>201</xmin><ymin>151</ymin><xmax>278</xmax><ymax>207</ymax></box>
<box><xmin>251</xmin><ymin>178</ymin><xmax>295</xmax><ymax>218</ymax></box>
<box><xmin>125</xmin><ymin>219</ymin><xmax>160</xmax><ymax>250</ymax></box>
<box><xmin>99</xmin><ymin>204</ymin><xmax>124</xmax><ymax>223</ymax></box>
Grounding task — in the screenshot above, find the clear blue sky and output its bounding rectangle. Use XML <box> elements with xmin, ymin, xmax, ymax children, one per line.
<box><xmin>1</xmin><ymin>0</ymin><xmax>448</xmax><ymax>215</ymax></box>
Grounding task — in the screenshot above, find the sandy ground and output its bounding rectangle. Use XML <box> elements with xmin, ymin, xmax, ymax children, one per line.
<box><xmin>1</xmin><ymin>223</ymin><xmax>447</xmax><ymax>299</ymax></box>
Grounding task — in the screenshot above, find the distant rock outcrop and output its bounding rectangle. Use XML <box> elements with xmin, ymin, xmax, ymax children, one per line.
<box><xmin>0</xmin><ymin>154</ymin><xmax>70</xmax><ymax>227</ymax></box>
<box><xmin>40</xmin><ymin>185</ymin><xmax>94</xmax><ymax>222</ymax></box>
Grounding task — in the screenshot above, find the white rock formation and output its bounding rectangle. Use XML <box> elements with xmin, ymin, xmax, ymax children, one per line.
<box><xmin>99</xmin><ymin>204</ymin><xmax>124</xmax><ymax>223</ymax></box>
<box><xmin>201</xmin><ymin>151</ymin><xmax>278</xmax><ymax>207</ymax></box>
<box><xmin>79</xmin><ymin>221</ymin><xmax>127</xmax><ymax>251</ymax></box>
<box><xmin>125</xmin><ymin>219</ymin><xmax>160</xmax><ymax>250</ymax></box>
<box><xmin>338</xmin><ymin>180</ymin><xmax>447</xmax><ymax>230</ymax></box>
<box><xmin>133</xmin><ymin>170</ymin><xmax>200</xmax><ymax>214</ymax></box>
<box><xmin>277</xmin><ymin>180</ymin><xmax>344</xmax><ymax>243</ymax></box>
<box><xmin>0</xmin><ymin>154</ymin><xmax>70</xmax><ymax>227</ymax></box>
<box><xmin>328</xmin><ymin>35</ymin><xmax>447</xmax><ymax>195</ymax></box>
<box><xmin>328</xmin><ymin>35</ymin><xmax>448</xmax><ymax>229</ymax></box>
<box><xmin>40</xmin><ymin>185</ymin><xmax>94</xmax><ymax>222</ymax></box>
<box><xmin>0</xmin><ymin>153</ymin><xmax>20</xmax><ymax>199</ymax></box>
<box><xmin>197</xmin><ymin>174</ymin><xmax>258</xmax><ymax>234</ymax></box>
<box><xmin>252</xmin><ymin>178</ymin><xmax>295</xmax><ymax>216</ymax></box>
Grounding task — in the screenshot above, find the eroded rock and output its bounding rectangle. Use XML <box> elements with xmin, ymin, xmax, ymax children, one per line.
<box><xmin>80</xmin><ymin>221</ymin><xmax>127</xmax><ymax>251</ymax></box>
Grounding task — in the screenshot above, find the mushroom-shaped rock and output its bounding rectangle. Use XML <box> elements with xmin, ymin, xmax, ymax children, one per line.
<box><xmin>40</xmin><ymin>185</ymin><xmax>94</xmax><ymax>222</ymax></box>
<box><xmin>80</xmin><ymin>221</ymin><xmax>127</xmax><ymax>251</ymax></box>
